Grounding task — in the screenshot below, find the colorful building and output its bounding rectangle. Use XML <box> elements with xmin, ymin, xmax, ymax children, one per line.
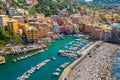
<box><xmin>8</xmin><ymin>8</ymin><xmax>17</xmax><ymax>16</ymax></box>
<box><xmin>19</xmin><ymin>23</ymin><xmax>28</xmax><ymax>35</ymax></box>
<box><xmin>91</xmin><ymin>24</ymin><xmax>111</xmax><ymax>40</ymax></box>
<box><xmin>26</xmin><ymin>27</ymin><xmax>39</xmax><ymax>42</ymax></box>
<box><xmin>57</xmin><ymin>18</ymin><xmax>65</xmax><ymax>26</ymax></box>
<box><xmin>25</xmin><ymin>0</ymin><xmax>38</xmax><ymax>5</ymax></box>
<box><xmin>12</xmin><ymin>16</ymin><xmax>24</xmax><ymax>23</ymax></box>
<box><xmin>0</xmin><ymin>9</ymin><xmax>6</xmax><ymax>15</ymax></box>
<box><xmin>34</xmin><ymin>13</ymin><xmax>45</xmax><ymax>20</ymax></box>
<box><xmin>0</xmin><ymin>15</ymin><xmax>9</xmax><ymax>30</ymax></box>
<box><xmin>7</xmin><ymin>19</ymin><xmax>19</xmax><ymax>33</ymax></box>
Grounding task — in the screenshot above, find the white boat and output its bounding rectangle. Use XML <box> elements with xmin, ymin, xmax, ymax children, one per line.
<box><xmin>51</xmin><ymin>56</ymin><xmax>56</xmax><ymax>60</ymax></box>
<box><xmin>13</xmin><ymin>59</ymin><xmax>17</xmax><ymax>62</ymax></box>
<box><xmin>53</xmin><ymin>72</ymin><xmax>60</xmax><ymax>76</ymax></box>
<box><xmin>60</xmin><ymin>62</ymin><xmax>70</xmax><ymax>68</ymax></box>
<box><xmin>24</xmin><ymin>74</ymin><xmax>29</xmax><ymax>79</ymax></box>
<box><xmin>56</xmin><ymin>68</ymin><xmax>61</xmax><ymax>72</ymax></box>
<box><xmin>44</xmin><ymin>59</ymin><xmax>50</xmax><ymax>63</ymax></box>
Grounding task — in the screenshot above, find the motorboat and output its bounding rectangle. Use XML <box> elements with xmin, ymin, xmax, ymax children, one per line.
<box><xmin>13</xmin><ymin>59</ymin><xmax>17</xmax><ymax>62</ymax></box>
<box><xmin>56</xmin><ymin>68</ymin><xmax>61</xmax><ymax>72</ymax></box>
<box><xmin>53</xmin><ymin>72</ymin><xmax>60</xmax><ymax>76</ymax></box>
<box><xmin>51</xmin><ymin>56</ymin><xmax>56</xmax><ymax>60</ymax></box>
<box><xmin>44</xmin><ymin>59</ymin><xmax>50</xmax><ymax>63</ymax></box>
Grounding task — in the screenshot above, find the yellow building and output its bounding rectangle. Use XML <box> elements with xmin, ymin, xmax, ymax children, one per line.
<box><xmin>0</xmin><ymin>15</ymin><xmax>9</xmax><ymax>30</ymax></box>
<box><xmin>19</xmin><ymin>23</ymin><xmax>28</xmax><ymax>35</ymax></box>
<box><xmin>26</xmin><ymin>27</ymin><xmax>38</xmax><ymax>42</ymax></box>
<box><xmin>34</xmin><ymin>13</ymin><xmax>45</xmax><ymax>20</ymax></box>
<box><xmin>8</xmin><ymin>19</ymin><xmax>19</xmax><ymax>33</ymax></box>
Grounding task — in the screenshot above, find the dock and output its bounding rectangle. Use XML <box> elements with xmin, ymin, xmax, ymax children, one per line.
<box><xmin>13</xmin><ymin>49</ymin><xmax>45</xmax><ymax>63</ymax></box>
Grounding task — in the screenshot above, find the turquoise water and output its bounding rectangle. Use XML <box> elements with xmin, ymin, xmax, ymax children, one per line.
<box><xmin>0</xmin><ymin>36</ymin><xmax>89</xmax><ymax>80</ymax></box>
<box><xmin>111</xmin><ymin>49</ymin><xmax>120</xmax><ymax>80</ymax></box>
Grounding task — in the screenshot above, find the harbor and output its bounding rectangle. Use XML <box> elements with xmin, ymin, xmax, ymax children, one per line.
<box><xmin>0</xmin><ymin>36</ymin><xmax>90</xmax><ymax>80</ymax></box>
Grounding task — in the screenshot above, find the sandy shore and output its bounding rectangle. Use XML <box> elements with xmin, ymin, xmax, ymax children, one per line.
<box><xmin>59</xmin><ymin>41</ymin><xmax>118</xmax><ymax>80</ymax></box>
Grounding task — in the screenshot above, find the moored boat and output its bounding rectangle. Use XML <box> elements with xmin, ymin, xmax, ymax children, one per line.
<box><xmin>56</xmin><ymin>68</ymin><xmax>61</xmax><ymax>72</ymax></box>
<box><xmin>53</xmin><ymin>72</ymin><xmax>60</xmax><ymax>76</ymax></box>
<box><xmin>51</xmin><ymin>56</ymin><xmax>56</xmax><ymax>60</ymax></box>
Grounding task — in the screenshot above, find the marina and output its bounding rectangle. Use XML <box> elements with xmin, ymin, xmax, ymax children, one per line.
<box><xmin>0</xmin><ymin>36</ymin><xmax>89</xmax><ymax>80</ymax></box>
<box><xmin>58</xmin><ymin>35</ymin><xmax>90</xmax><ymax>59</ymax></box>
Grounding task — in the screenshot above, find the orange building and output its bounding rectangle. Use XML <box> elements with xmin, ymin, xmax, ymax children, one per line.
<box><xmin>19</xmin><ymin>23</ymin><xmax>28</xmax><ymax>35</ymax></box>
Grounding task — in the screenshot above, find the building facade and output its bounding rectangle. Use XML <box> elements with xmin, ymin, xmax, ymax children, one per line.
<box><xmin>26</xmin><ymin>27</ymin><xmax>39</xmax><ymax>42</ymax></box>
<box><xmin>0</xmin><ymin>15</ymin><xmax>9</xmax><ymax>30</ymax></box>
<box><xmin>8</xmin><ymin>19</ymin><xmax>19</xmax><ymax>33</ymax></box>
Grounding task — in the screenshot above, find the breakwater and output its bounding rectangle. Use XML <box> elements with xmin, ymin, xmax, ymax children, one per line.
<box><xmin>59</xmin><ymin>41</ymin><xmax>119</xmax><ymax>80</ymax></box>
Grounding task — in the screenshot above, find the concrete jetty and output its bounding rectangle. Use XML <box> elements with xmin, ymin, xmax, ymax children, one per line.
<box><xmin>59</xmin><ymin>41</ymin><xmax>118</xmax><ymax>80</ymax></box>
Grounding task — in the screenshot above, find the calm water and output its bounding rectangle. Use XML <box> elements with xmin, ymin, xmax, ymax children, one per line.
<box><xmin>0</xmin><ymin>36</ymin><xmax>88</xmax><ymax>80</ymax></box>
<box><xmin>111</xmin><ymin>45</ymin><xmax>120</xmax><ymax>80</ymax></box>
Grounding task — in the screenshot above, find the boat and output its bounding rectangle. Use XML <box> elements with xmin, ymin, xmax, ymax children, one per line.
<box><xmin>13</xmin><ymin>59</ymin><xmax>17</xmax><ymax>62</ymax></box>
<box><xmin>60</xmin><ymin>62</ymin><xmax>70</xmax><ymax>68</ymax></box>
<box><xmin>51</xmin><ymin>56</ymin><xmax>56</xmax><ymax>60</ymax></box>
<box><xmin>17</xmin><ymin>58</ymin><xmax>20</xmax><ymax>61</ymax></box>
<box><xmin>56</xmin><ymin>68</ymin><xmax>61</xmax><ymax>72</ymax></box>
<box><xmin>44</xmin><ymin>59</ymin><xmax>50</xmax><ymax>63</ymax></box>
<box><xmin>24</xmin><ymin>74</ymin><xmax>29</xmax><ymax>79</ymax></box>
<box><xmin>45</xmin><ymin>48</ymin><xmax>48</xmax><ymax>51</ymax></box>
<box><xmin>53</xmin><ymin>72</ymin><xmax>60</xmax><ymax>76</ymax></box>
